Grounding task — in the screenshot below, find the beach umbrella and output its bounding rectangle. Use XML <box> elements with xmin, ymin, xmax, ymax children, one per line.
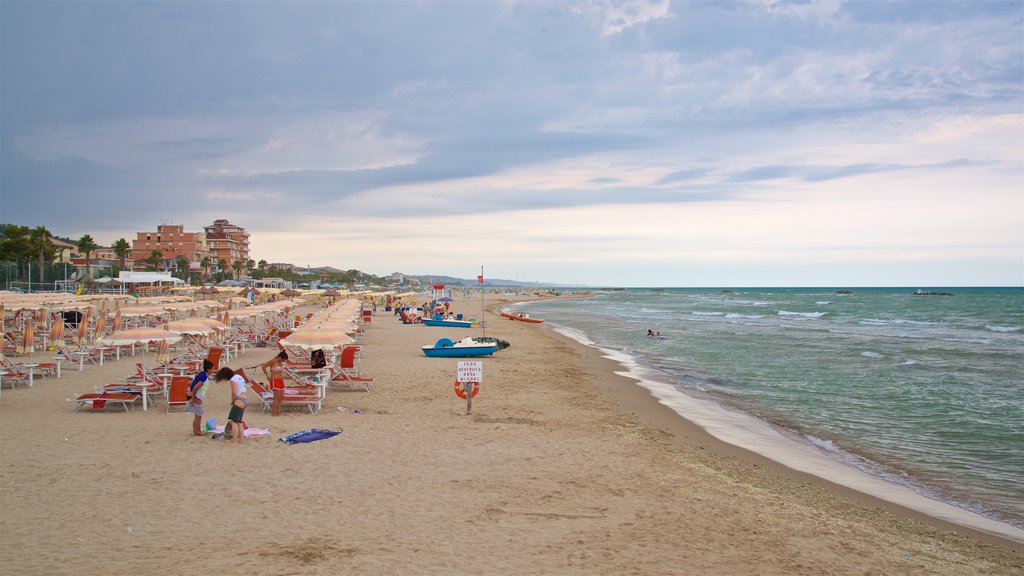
<box><xmin>94</xmin><ymin>311</ymin><xmax>107</xmax><ymax>339</ymax></box>
<box><xmin>165</xmin><ymin>320</ymin><xmax>216</xmax><ymax>337</ymax></box>
<box><xmin>189</xmin><ymin>307</ymin><xmax>198</xmax><ymax>318</ymax></box>
<box><xmin>19</xmin><ymin>318</ymin><xmax>35</xmax><ymax>355</ymax></box>
<box><xmin>321</xmin><ymin>289</ymin><xmax>341</xmax><ymax>297</ymax></box>
<box><xmin>281</xmin><ymin>289</ymin><xmax>301</xmax><ymax>298</ymax></box>
<box><xmin>280</xmin><ymin>329</ymin><xmax>354</xmax><ymax>351</ymax></box>
<box><xmin>76</xmin><ymin>308</ymin><xmax>91</xmax><ymax>346</ymax></box>
<box><xmin>48</xmin><ymin>314</ymin><xmax>65</xmax><ymax>346</ymax></box>
<box><xmin>100</xmin><ymin>327</ymin><xmax>183</xmax><ymax>346</ymax></box>
<box><xmin>155</xmin><ymin>339</ymin><xmax>171</xmax><ymax>365</ymax></box>
<box><xmin>113</xmin><ymin>309</ymin><xmax>123</xmax><ymax>332</ymax></box>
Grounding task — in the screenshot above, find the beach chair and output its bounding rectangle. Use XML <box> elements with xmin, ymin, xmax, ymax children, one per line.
<box><xmin>236</xmin><ymin>369</ymin><xmax>322</xmax><ymax>414</ymax></box>
<box><xmin>166</xmin><ymin>376</ymin><xmax>192</xmax><ymax>413</ymax></box>
<box><xmin>205</xmin><ymin>347</ymin><xmax>224</xmax><ymax>370</ymax></box>
<box><xmin>328</xmin><ymin>347</ymin><xmax>374</xmax><ymax>392</ymax></box>
<box><xmin>69</xmin><ymin>392</ymin><xmax>139</xmax><ymax>412</ymax></box>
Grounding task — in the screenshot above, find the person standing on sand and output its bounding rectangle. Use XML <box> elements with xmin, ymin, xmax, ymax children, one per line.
<box><xmin>260</xmin><ymin>351</ymin><xmax>288</xmax><ymax>417</ymax></box>
<box><xmin>186</xmin><ymin>359</ymin><xmax>215</xmax><ymax>436</ymax></box>
<box><xmin>215</xmin><ymin>367</ymin><xmax>248</xmax><ymax>445</ymax></box>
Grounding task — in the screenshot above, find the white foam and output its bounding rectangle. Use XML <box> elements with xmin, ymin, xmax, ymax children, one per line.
<box><xmin>860</xmin><ymin>351</ymin><xmax>883</xmax><ymax>358</ymax></box>
<box><xmin>726</xmin><ymin>313</ymin><xmax>766</xmax><ymax>319</ymax></box>
<box><xmin>692</xmin><ymin>311</ymin><xmax>725</xmax><ymax>316</ymax></box>
<box><xmin>547</xmin><ymin>322</ymin><xmax>1024</xmax><ymax>543</ymax></box>
<box><xmin>986</xmin><ymin>325</ymin><xmax>1021</xmax><ymax>333</ymax></box>
<box><xmin>778</xmin><ymin>310</ymin><xmax>827</xmax><ymax>318</ymax></box>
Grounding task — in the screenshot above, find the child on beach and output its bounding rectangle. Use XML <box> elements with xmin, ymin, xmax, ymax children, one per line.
<box><xmin>186</xmin><ymin>359</ymin><xmax>215</xmax><ymax>436</ymax></box>
<box><xmin>260</xmin><ymin>351</ymin><xmax>288</xmax><ymax>417</ymax></box>
<box><xmin>215</xmin><ymin>367</ymin><xmax>248</xmax><ymax>445</ymax></box>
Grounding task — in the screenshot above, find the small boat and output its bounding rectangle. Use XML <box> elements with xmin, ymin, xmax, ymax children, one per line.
<box><xmin>422</xmin><ymin>317</ymin><xmax>472</xmax><ymax>328</ymax></box>
<box><xmin>500</xmin><ymin>312</ymin><xmax>545</xmax><ymax>323</ymax></box>
<box><xmin>422</xmin><ymin>337</ymin><xmax>499</xmax><ymax>358</ymax></box>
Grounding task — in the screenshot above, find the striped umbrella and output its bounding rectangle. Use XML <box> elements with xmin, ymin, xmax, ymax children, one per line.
<box><xmin>155</xmin><ymin>339</ymin><xmax>171</xmax><ymax>365</ymax></box>
<box><xmin>94</xmin><ymin>311</ymin><xmax>107</xmax><ymax>340</ymax></box>
<box><xmin>112</xmin><ymin>309</ymin><xmax>123</xmax><ymax>332</ymax></box>
<box><xmin>19</xmin><ymin>318</ymin><xmax>35</xmax><ymax>355</ymax></box>
<box><xmin>48</xmin><ymin>313</ymin><xmax>65</xmax><ymax>346</ymax></box>
<box><xmin>76</xmin><ymin>308</ymin><xmax>91</xmax><ymax>346</ymax></box>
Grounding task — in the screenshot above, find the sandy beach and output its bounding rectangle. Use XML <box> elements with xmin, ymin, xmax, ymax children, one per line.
<box><xmin>0</xmin><ymin>295</ymin><xmax>1021</xmax><ymax>575</ymax></box>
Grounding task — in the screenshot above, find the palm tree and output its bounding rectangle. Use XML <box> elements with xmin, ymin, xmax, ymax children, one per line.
<box><xmin>257</xmin><ymin>259</ymin><xmax>268</xmax><ymax>278</ymax></box>
<box><xmin>176</xmin><ymin>256</ymin><xmax>190</xmax><ymax>280</ymax></box>
<box><xmin>112</xmin><ymin>238</ymin><xmax>131</xmax><ymax>273</ymax></box>
<box><xmin>232</xmin><ymin>259</ymin><xmax>245</xmax><ymax>280</ymax></box>
<box><xmin>77</xmin><ymin>234</ymin><xmax>98</xmax><ymax>284</ymax></box>
<box><xmin>246</xmin><ymin>258</ymin><xmax>256</xmax><ymax>277</ymax></box>
<box><xmin>30</xmin><ymin>226</ymin><xmax>53</xmax><ymax>283</ymax></box>
<box><xmin>200</xmin><ymin>256</ymin><xmax>211</xmax><ymax>281</ymax></box>
<box><xmin>148</xmin><ymin>249</ymin><xmax>163</xmax><ymax>271</ymax></box>
<box><xmin>217</xmin><ymin>258</ymin><xmax>228</xmax><ymax>282</ymax></box>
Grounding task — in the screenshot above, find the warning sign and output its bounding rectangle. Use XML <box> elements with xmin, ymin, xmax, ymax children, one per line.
<box><xmin>457</xmin><ymin>360</ymin><xmax>483</xmax><ymax>383</ymax></box>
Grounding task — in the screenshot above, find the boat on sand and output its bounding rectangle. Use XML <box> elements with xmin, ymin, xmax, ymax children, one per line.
<box><xmin>422</xmin><ymin>337</ymin><xmax>499</xmax><ymax>358</ymax></box>
<box><xmin>500</xmin><ymin>312</ymin><xmax>544</xmax><ymax>323</ymax></box>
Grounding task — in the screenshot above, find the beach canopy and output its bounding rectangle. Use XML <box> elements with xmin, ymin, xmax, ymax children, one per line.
<box><xmin>100</xmin><ymin>327</ymin><xmax>183</xmax><ymax>346</ymax></box>
<box><xmin>279</xmin><ymin>329</ymin><xmax>354</xmax><ymax>350</ymax></box>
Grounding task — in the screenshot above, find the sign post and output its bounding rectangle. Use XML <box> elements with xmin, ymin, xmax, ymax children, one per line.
<box><xmin>456</xmin><ymin>360</ymin><xmax>483</xmax><ymax>415</ymax></box>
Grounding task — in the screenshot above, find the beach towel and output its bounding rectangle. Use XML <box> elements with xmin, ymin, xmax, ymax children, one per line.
<box><xmin>211</xmin><ymin>426</ymin><xmax>271</xmax><ymax>437</ymax></box>
<box><xmin>278</xmin><ymin>429</ymin><xmax>342</xmax><ymax>444</ymax></box>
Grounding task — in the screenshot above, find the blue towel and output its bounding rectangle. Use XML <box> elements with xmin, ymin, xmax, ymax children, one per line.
<box><xmin>278</xmin><ymin>428</ymin><xmax>342</xmax><ymax>444</ymax></box>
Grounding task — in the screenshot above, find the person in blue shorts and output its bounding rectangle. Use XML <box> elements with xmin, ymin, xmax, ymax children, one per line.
<box><xmin>215</xmin><ymin>367</ymin><xmax>249</xmax><ymax>445</ymax></box>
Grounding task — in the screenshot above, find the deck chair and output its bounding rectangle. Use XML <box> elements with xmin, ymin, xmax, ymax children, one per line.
<box><xmin>0</xmin><ymin>367</ymin><xmax>30</xmax><ymax>390</ymax></box>
<box><xmin>205</xmin><ymin>347</ymin><xmax>224</xmax><ymax>370</ymax></box>
<box><xmin>69</xmin><ymin>392</ymin><xmax>139</xmax><ymax>412</ymax></box>
<box><xmin>166</xmin><ymin>376</ymin><xmax>192</xmax><ymax>413</ymax></box>
<box><xmin>236</xmin><ymin>369</ymin><xmax>322</xmax><ymax>414</ymax></box>
<box><xmin>361</xmin><ymin>310</ymin><xmax>372</xmax><ymax>325</ymax></box>
<box><xmin>328</xmin><ymin>346</ymin><xmax>374</xmax><ymax>392</ymax></box>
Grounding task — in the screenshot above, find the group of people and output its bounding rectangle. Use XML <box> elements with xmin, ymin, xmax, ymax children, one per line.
<box><xmin>183</xmin><ymin>350</ymin><xmax>292</xmax><ymax>444</ymax></box>
<box><xmin>646</xmin><ymin>329</ymin><xmax>664</xmax><ymax>339</ymax></box>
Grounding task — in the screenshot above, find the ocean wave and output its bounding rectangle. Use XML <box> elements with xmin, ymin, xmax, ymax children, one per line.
<box><xmin>816</xmin><ymin>301</ymin><xmax>832</xmax><ymax>306</ymax></box>
<box><xmin>726</xmin><ymin>313</ymin><xmax>766</xmax><ymax>319</ymax></box>
<box><xmin>985</xmin><ymin>325</ymin><xmax>1021</xmax><ymax>333</ymax></box>
<box><xmin>860</xmin><ymin>351</ymin><xmax>883</xmax><ymax>358</ymax></box>
<box><xmin>778</xmin><ymin>310</ymin><xmax>827</xmax><ymax>318</ymax></box>
<box><xmin>901</xmin><ymin>359</ymin><xmax>918</xmax><ymax>365</ymax></box>
<box><xmin>861</xmin><ymin>318</ymin><xmax>941</xmax><ymax>327</ymax></box>
<box><xmin>692</xmin><ymin>311</ymin><xmax>725</xmax><ymax>316</ymax></box>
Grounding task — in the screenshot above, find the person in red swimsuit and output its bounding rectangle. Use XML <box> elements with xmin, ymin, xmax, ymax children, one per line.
<box><xmin>260</xmin><ymin>351</ymin><xmax>289</xmax><ymax>417</ymax></box>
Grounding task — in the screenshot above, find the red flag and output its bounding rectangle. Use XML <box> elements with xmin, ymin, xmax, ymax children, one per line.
<box><xmin>477</xmin><ymin>275</ymin><xmax>484</xmax><ymax>284</ymax></box>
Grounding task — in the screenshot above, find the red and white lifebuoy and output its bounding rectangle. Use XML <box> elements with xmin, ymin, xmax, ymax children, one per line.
<box><xmin>454</xmin><ymin>379</ymin><xmax>480</xmax><ymax>399</ymax></box>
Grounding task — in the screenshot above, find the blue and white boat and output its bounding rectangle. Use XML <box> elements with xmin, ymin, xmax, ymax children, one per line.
<box><xmin>421</xmin><ymin>337</ymin><xmax>499</xmax><ymax>357</ymax></box>
<box><xmin>421</xmin><ymin>317</ymin><xmax>472</xmax><ymax>328</ymax></box>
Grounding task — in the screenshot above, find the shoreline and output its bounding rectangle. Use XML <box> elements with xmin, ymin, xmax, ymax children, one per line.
<box><xmin>1</xmin><ymin>294</ymin><xmax>1021</xmax><ymax>574</ymax></box>
<box><xmin>503</xmin><ymin>297</ymin><xmax>1024</xmax><ymax>550</ymax></box>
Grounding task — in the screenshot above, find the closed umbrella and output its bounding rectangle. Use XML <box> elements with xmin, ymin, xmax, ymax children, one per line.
<box><xmin>94</xmin><ymin>311</ymin><xmax>107</xmax><ymax>340</ymax></box>
<box><xmin>155</xmin><ymin>339</ymin><xmax>171</xmax><ymax>365</ymax></box>
<box><xmin>113</xmin><ymin>309</ymin><xmax>123</xmax><ymax>332</ymax></box>
<box><xmin>76</xmin><ymin>308</ymin><xmax>91</xmax><ymax>346</ymax></box>
<box><xmin>19</xmin><ymin>318</ymin><xmax>35</xmax><ymax>355</ymax></box>
<box><xmin>48</xmin><ymin>314</ymin><xmax>65</xmax><ymax>347</ymax></box>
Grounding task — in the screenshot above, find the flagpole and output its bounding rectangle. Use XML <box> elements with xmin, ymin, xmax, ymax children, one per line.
<box><xmin>480</xmin><ymin>265</ymin><xmax>485</xmax><ymax>338</ymax></box>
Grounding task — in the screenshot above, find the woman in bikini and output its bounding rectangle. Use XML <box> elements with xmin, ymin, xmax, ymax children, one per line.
<box><xmin>260</xmin><ymin>351</ymin><xmax>288</xmax><ymax>417</ymax></box>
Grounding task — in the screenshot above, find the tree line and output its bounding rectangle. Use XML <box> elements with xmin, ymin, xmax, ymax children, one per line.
<box><xmin>0</xmin><ymin>223</ymin><xmax>390</xmax><ymax>289</ymax></box>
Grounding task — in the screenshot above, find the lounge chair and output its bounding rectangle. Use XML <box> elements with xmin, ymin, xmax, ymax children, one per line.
<box><xmin>236</xmin><ymin>369</ymin><xmax>322</xmax><ymax>414</ymax></box>
<box><xmin>166</xmin><ymin>376</ymin><xmax>192</xmax><ymax>413</ymax></box>
<box><xmin>69</xmin><ymin>392</ymin><xmax>139</xmax><ymax>412</ymax></box>
<box><xmin>328</xmin><ymin>347</ymin><xmax>374</xmax><ymax>392</ymax></box>
<box><xmin>205</xmin><ymin>347</ymin><xmax>224</xmax><ymax>370</ymax></box>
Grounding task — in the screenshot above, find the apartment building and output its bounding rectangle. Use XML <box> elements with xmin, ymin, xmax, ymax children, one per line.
<box><xmin>131</xmin><ymin>223</ymin><xmax>210</xmax><ymax>271</ymax></box>
<box><xmin>203</xmin><ymin>219</ymin><xmax>251</xmax><ymax>275</ymax></box>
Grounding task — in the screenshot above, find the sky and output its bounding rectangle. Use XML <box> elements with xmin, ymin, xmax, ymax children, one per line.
<box><xmin>1</xmin><ymin>1</ymin><xmax>1022</xmax><ymax>287</ymax></box>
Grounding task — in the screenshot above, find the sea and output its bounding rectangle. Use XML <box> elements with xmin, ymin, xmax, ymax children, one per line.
<box><xmin>509</xmin><ymin>287</ymin><xmax>1024</xmax><ymax>540</ymax></box>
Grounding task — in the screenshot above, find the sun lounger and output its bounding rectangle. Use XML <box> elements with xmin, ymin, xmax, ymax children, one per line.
<box><xmin>69</xmin><ymin>392</ymin><xmax>139</xmax><ymax>412</ymax></box>
<box><xmin>236</xmin><ymin>369</ymin><xmax>322</xmax><ymax>414</ymax></box>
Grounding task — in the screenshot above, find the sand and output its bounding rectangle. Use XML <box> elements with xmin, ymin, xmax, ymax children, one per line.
<box><xmin>0</xmin><ymin>295</ymin><xmax>1021</xmax><ymax>575</ymax></box>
